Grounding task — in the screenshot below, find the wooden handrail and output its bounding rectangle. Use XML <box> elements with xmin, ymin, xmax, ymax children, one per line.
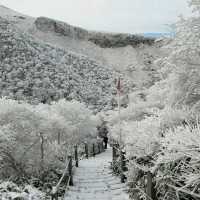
<box><xmin>51</xmin><ymin>156</ymin><xmax>72</xmax><ymax>200</ymax></box>
<box><xmin>51</xmin><ymin>140</ymin><xmax>105</xmax><ymax>199</ymax></box>
<box><xmin>55</xmin><ymin>160</ymin><xmax>70</xmax><ymax>190</ymax></box>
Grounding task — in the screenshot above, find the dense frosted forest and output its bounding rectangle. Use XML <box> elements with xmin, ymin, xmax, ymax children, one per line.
<box><xmin>0</xmin><ymin>0</ymin><xmax>200</xmax><ymax>199</ymax></box>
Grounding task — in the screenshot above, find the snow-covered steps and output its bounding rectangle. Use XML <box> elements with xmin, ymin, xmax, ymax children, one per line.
<box><xmin>64</xmin><ymin>147</ymin><xmax>130</xmax><ymax>200</ymax></box>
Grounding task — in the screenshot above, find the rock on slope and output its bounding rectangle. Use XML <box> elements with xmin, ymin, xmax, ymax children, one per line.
<box><xmin>34</xmin><ymin>16</ymin><xmax>154</xmax><ymax>47</ymax></box>
<box><xmin>0</xmin><ymin>16</ymin><xmax>124</xmax><ymax>111</ymax></box>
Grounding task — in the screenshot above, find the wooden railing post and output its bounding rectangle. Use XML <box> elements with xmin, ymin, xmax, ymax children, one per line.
<box><xmin>68</xmin><ymin>155</ymin><xmax>73</xmax><ymax>186</ymax></box>
<box><xmin>51</xmin><ymin>192</ymin><xmax>58</xmax><ymax>200</ymax></box>
<box><xmin>120</xmin><ymin>149</ymin><xmax>126</xmax><ymax>183</ymax></box>
<box><xmin>98</xmin><ymin>142</ymin><xmax>101</xmax><ymax>154</ymax></box>
<box><xmin>40</xmin><ymin>132</ymin><xmax>44</xmax><ymax>172</ymax></box>
<box><xmin>85</xmin><ymin>142</ymin><xmax>89</xmax><ymax>159</ymax></box>
<box><xmin>101</xmin><ymin>140</ymin><xmax>105</xmax><ymax>152</ymax></box>
<box><xmin>112</xmin><ymin>143</ymin><xmax>118</xmax><ymax>165</ymax></box>
<box><xmin>146</xmin><ymin>171</ymin><xmax>153</xmax><ymax>200</ymax></box>
<box><xmin>93</xmin><ymin>143</ymin><xmax>96</xmax><ymax>157</ymax></box>
<box><xmin>74</xmin><ymin>145</ymin><xmax>78</xmax><ymax>167</ymax></box>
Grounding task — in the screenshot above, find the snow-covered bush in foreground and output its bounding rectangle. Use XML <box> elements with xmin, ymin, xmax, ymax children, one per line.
<box><xmin>51</xmin><ymin>100</ymin><xmax>98</xmax><ymax>146</ymax></box>
<box><xmin>154</xmin><ymin>125</ymin><xmax>200</xmax><ymax>200</ymax></box>
<box><xmin>0</xmin><ymin>181</ymin><xmax>45</xmax><ymax>200</ymax></box>
<box><xmin>0</xmin><ymin>98</ymin><xmax>98</xmax><ymax>184</ymax></box>
<box><xmin>107</xmin><ymin>96</ymin><xmax>195</xmax><ymax>199</ymax></box>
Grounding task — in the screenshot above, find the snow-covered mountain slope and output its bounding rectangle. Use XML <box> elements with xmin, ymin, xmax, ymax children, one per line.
<box><xmin>0</xmin><ymin>16</ymin><xmax>131</xmax><ymax>111</ymax></box>
<box><xmin>29</xmin><ymin>17</ymin><xmax>165</xmax><ymax>88</ymax></box>
<box><xmin>0</xmin><ymin>5</ymin><xmax>166</xmax><ymax>110</ymax></box>
<box><xmin>0</xmin><ymin>5</ymin><xmax>35</xmax><ymax>31</ymax></box>
<box><xmin>0</xmin><ymin>5</ymin><xmax>166</xmax><ymax>86</ymax></box>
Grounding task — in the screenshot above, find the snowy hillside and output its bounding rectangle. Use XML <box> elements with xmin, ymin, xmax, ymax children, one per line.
<box><xmin>0</xmin><ymin>5</ymin><xmax>35</xmax><ymax>31</ymax></box>
<box><xmin>0</xmin><ymin>5</ymin><xmax>166</xmax><ymax>89</ymax></box>
<box><xmin>1</xmin><ymin>2</ymin><xmax>200</xmax><ymax>200</ymax></box>
<box><xmin>31</xmin><ymin>17</ymin><xmax>165</xmax><ymax>88</ymax></box>
<box><xmin>0</xmin><ymin>16</ymin><xmax>127</xmax><ymax>111</ymax></box>
<box><xmin>0</xmin><ymin>5</ymin><xmax>166</xmax><ymax>111</ymax></box>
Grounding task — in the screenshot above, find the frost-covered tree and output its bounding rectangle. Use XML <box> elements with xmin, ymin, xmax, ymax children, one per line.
<box><xmin>157</xmin><ymin>0</ymin><xmax>200</xmax><ymax>109</ymax></box>
<box><xmin>0</xmin><ymin>98</ymin><xmax>98</xmax><ymax>182</ymax></box>
<box><xmin>51</xmin><ymin>100</ymin><xmax>98</xmax><ymax>145</ymax></box>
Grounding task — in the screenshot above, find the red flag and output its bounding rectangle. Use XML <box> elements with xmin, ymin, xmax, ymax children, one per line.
<box><xmin>117</xmin><ymin>77</ymin><xmax>121</xmax><ymax>92</ymax></box>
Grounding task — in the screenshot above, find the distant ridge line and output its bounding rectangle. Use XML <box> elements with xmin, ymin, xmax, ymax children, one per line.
<box><xmin>143</xmin><ymin>32</ymin><xmax>175</xmax><ymax>38</ymax></box>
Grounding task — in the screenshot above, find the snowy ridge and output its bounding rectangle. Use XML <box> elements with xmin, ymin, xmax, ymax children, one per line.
<box><xmin>65</xmin><ymin>147</ymin><xmax>129</xmax><ymax>200</ymax></box>
<box><xmin>0</xmin><ymin>5</ymin><xmax>34</xmax><ymax>31</ymax></box>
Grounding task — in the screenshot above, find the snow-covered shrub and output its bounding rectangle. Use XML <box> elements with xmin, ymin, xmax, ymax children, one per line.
<box><xmin>107</xmin><ymin>93</ymin><xmax>194</xmax><ymax>198</ymax></box>
<box><xmin>0</xmin><ymin>99</ymin><xmax>46</xmax><ymax>180</ymax></box>
<box><xmin>157</xmin><ymin>106</ymin><xmax>192</xmax><ymax>133</ymax></box>
<box><xmin>154</xmin><ymin>125</ymin><xmax>200</xmax><ymax>200</ymax></box>
<box><xmin>0</xmin><ymin>98</ymin><xmax>98</xmax><ymax>183</ymax></box>
<box><xmin>0</xmin><ymin>181</ymin><xmax>45</xmax><ymax>200</ymax></box>
<box><xmin>123</xmin><ymin>117</ymin><xmax>161</xmax><ymax>158</ymax></box>
<box><xmin>153</xmin><ymin>0</ymin><xmax>200</xmax><ymax>109</ymax></box>
<box><xmin>119</xmin><ymin>107</ymin><xmax>197</xmax><ymax>199</ymax></box>
<box><xmin>51</xmin><ymin>99</ymin><xmax>98</xmax><ymax>145</ymax></box>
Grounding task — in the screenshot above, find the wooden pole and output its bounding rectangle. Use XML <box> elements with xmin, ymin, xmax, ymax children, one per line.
<box><xmin>98</xmin><ymin>142</ymin><xmax>101</xmax><ymax>154</ymax></box>
<box><xmin>117</xmin><ymin>78</ymin><xmax>122</xmax><ymax>147</ymax></box>
<box><xmin>93</xmin><ymin>143</ymin><xmax>96</xmax><ymax>157</ymax></box>
<box><xmin>40</xmin><ymin>132</ymin><xmax>44</xmax><ymax>172</ymax></box>
<box><xmin>57</xmin><ymin>132</ymin><xmax>61</xmax><ymax>145</ymax></box>
<box><xmin>146</xmin><ymin>171</ymin><xmax>153</xmax><ymax>200</ymax></box>
<box><xmin>85</xmin><ymin>142</ymin><xmax>89</xmax><ymax>159</ymax></box>
<box><xmin>112</xmin><ymin>143</ymin><xmax>117</xmax><ymax>173</ymax></box>
<box><xmin>74</xmin><ymin>145</ymin><xmax>78</xmax><ymax>167</ymax></box>
<box><xmin>112</xmin><ymin>143</ymin><xmax>118</xmax><ymax>166</ymax></box>
<box><xmin>101</xmin><ymin>140</ymin><xmax>105</xmax><ymax>152</ymax></box>
<box><xmin>120</xmin><ymin>149</ymin><xmax>126</xmax><ymax>183</ymax></box>
<box><xmin>51</xmin><ymin>193</ymin><xmax>58</xmax><ymax>200</ymax></box>
<box><xmin>68</xmin><ymin>155</ymin><xmax>73</xmax><ymax>186</ymax></box>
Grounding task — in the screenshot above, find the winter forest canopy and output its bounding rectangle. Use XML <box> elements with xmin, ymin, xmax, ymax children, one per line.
<box><xmin>0</xmin><ymin>0</ymin><xmax>200</xmax><ymax>199</ymax></box>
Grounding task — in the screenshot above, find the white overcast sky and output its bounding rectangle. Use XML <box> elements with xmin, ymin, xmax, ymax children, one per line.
<box><xmin>0</xmin><ymin>0</ymin><xmax>192</xmax><ymax>33</ymax></box>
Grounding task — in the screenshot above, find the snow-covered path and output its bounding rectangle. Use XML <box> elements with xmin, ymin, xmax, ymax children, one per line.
<box><xmin>64</xmin><ymin>147</ymin><xmax>129</xmax><ymax>200</ymax></box>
